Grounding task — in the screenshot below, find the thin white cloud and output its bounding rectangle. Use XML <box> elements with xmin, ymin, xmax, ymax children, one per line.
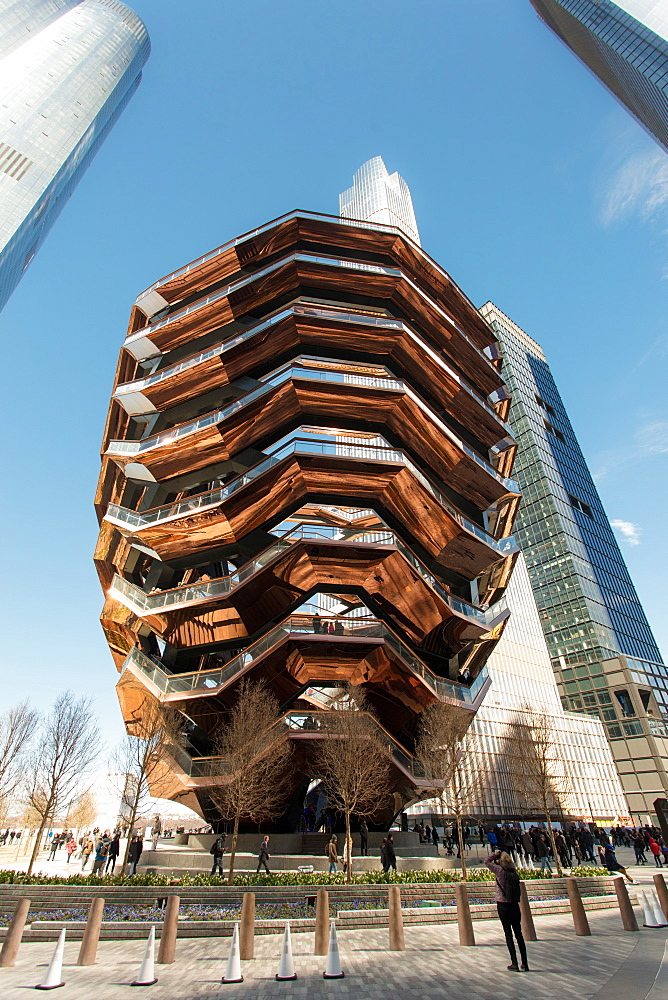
<box><xmin>593</xmin><ymin>418</ymin><xmax>668</xmax><ymax>480</ymax></box>
<box><xmin>611</xmin><ymin>519</ymin><xmax>641</xmax><ymax>546</ymax></box>
<box><xmin>600</xmin><ymin>147</ymin><xmax>668</xmax><ymax>226</ymax></box>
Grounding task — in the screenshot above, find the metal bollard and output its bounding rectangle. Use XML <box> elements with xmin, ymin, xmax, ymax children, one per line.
<box><xmin>77</xmin><ymin>897</ymin><xmax>105</xmax><ymax>964</ymax></box>
<box><xmin>157</xmin><ymin>894</ymin><xmax>180</xmax><ymax>964</ymax></box>
<box><xmin>239</xmin><ymin>892</ymin><xmax>255</xmax><ymax>960</ymax></box>
<box><xmin>388</xmin><ymin>885</ymin><xmax>405</xmax><ymax>951</ymax></box>
<box><xmin>612</xmin><ymin>877</ymin><xmax>639</xmax><ymax>932</ymax></box>
<box><xmin>654</xmin><ymin>873</ymin><xmax>668</xmax><ymax>921</ymax></box>
<box><xmin>314</xmin><ymin>889</ymin><xmax>329</xmax><ymax>955</ymax></box>
<box><xmin>565</xmin><ymin>877</ymin><xmax>591</xmax><ymax>936</ymax></box>
<box><xmin>519</xmin><ymin>882</ymin><xmax>537</xmax><ymax>942</ymax></box>
<box><xmin>0</xmin><ymin>898</ymin><xmax>30</xmax><ymax>968</ymax></box>
<box><xmin>455</xmin><ymin>881</ymin><xmax>475</xmax><ymax>946</ymax></box>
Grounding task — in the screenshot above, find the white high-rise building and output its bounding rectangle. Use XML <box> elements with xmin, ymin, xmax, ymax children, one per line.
<box><xmin>0</xmin><ymin>0</ymin><xmax>150</xmax><ymax>312</ymax></box>
<box><xmin>339</xmin><ymin>156</ymin><xmax>421</xmax><ymax>246</ymax></box>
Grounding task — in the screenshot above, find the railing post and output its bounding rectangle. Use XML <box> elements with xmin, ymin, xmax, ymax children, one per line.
<box><xmin>455</xmin><ymin>882</ymin><xmax>475</xmax><ymax>946</ymax></box>
<box><xmin>388</xmin><ymin>886</ymin><xmax>405</xmax><ymax>950</ymax></box>
<box><xmin>314</xmin><ymin>889</ymin><xmax>329</xmax><ymax>955</ymax></box>
<box><xmin>77</xmin><ymin>897</ymin><xmax>105</xmax><ymax>964</ymax></box>
<box><xmin>654</xmin><ymin>873</ymin><xmax>668</xmax><ymax>921</ymax></box>
<box><xmin>239</xmin><ymin>892</ymin><xmax>255</xmax><ymax>960</ymax></box>
<box><xmin>519</xmin><ymin>882</ymin><xmax>537</xmax><ymax>941</ymax></box>
<box><xmin>157</xmin><ymin>894</ymin><xmax>179</xmax><ymax>964</ymax></box>
<box><xmin>0</xmin><ymin>898</ymin><xmax>30</xmax><ymax>968</ymax></box>
<box><xmin>566</xmin><ymin>877</ymin><xmax>591</xmax><ymax>936</ymax></box>
<box><xmin>613</xmin><ymin>876</ymin><xmax>639</xmax><ymax>932</ymax></box>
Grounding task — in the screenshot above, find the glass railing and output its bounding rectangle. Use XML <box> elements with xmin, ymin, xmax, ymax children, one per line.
<box><xmin>105</xmin><ymin>435</ymin><xmax>520</xmax><ymax>557</ymax></box>
<box><xmin>122</xmin><ymin>613</ymin><xmax>491</xmax><ymax>707</ymax></box>
<box><xmin>109</xmin><ymin>356</ymin><xmax>517</xmax><ymax>497</ymax></box>
<box><xmin>109</xmin><ymin>521</ymin><xmax>509</xmax><ymax>628</ymax></box>
<box><xmin>125</xmin><ymin>247</ymin><xmax>500</xmax><ymax>382</ymax></box>
<box><xmin>115</xmin><ymin>300</ymin><xmax>511</xmax><ymax>434</ymax></box>
<box><xmin>179</xmin><ymin>711</ymin><xmax>426</xmax><ymax>779</ymax></box>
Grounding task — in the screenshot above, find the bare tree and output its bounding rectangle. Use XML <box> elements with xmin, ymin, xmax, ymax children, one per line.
<box><xmin>416</xmin><ymin>701</ymin><xmax>485</xmax><ymax>879</ymax></box>
<box><xmin>0</xmin><ymin>700</ymin><xmax>39</xmax><ymax>816</ymax></box>
<box><xmin>208</xmin><ymin>679</ymin><xmax>294</xmax><ymax>884</ymax></box>
<box><xmin>113</xmin><ymin>697</ymin><xmax>184</xmax><ymax>870</ymax></box>
<box><xmin>65</xmin><ymin>789</ymin><xmax>98</xmax><ymax>831</ymax></box>
<box><xmin>25</xmin><ymin>692</ymin><xmax>101</xmax><ymax>875</ymax></box>
<box><xmin>507</xmin><ymin>711</ymin><xmax>569</xmax><ymax>876</ymax></box>
<box><xmin>312</xmin><ymin>686</ymin><xmax>391</xmax><ymax>884</ymax></box>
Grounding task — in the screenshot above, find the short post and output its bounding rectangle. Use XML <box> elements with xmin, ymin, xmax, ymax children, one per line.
<box><xmin>654</xmin><ymin>873</ymin><xmax>668</xmax><ymax>921</ymax></box>
<box><xmin>388</xmin><ymin>885</ymin><xmax>405</xmax><ymax>951</ymax></box>
<box><xmin>239</xmin><ymin>892</ymin><xmax>255</xmax><ymax>960</ymax></box>
<box><xmin>157</xmin><ymin>894</ymin><xmax>180</xmax><ymax>964</ymax></box>
<box><xmin>77</xmin><ymin>896</ymin><xmax>105</xmax><ymax>965</ymax></box>
<box><xmin>566</xmin><ymin>877</ymin><xmax>591</xmax><ymax>936</ymax></box>
<box><xmin>612</xmin><ymin>876</ymin><xmax>639</xmax><ymax>932</ymax></box>
<box><xmin>519</xmin><ymin>882</ymin><xmax>537</xmax><ymax>942</ymax></box>
<box><xmin>0</xmin><ymin>898</ymin><xmax>30</xmax><ymax>968</ymax></box>
<box><xmin>455</xmin><ymin>881</ymin><xmax>475</xmax><ymax>946</ymax></box>
<box><xmin>314</xmin><ymin>889</ymin><xmax>329</xmax><ymax>955</ymax></box>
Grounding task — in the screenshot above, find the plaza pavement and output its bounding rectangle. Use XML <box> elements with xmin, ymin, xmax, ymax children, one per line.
<box><xmin>1</xmin><ymin>905</ymin><xmax>667</xmax><ymax>999</ymax></box>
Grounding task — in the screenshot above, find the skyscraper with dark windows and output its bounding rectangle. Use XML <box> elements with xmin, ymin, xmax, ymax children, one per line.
<box><xmin>529</xmin><ymin>0</ymin><xmax>668</xmax><ymax>151</ymax></box>
<box><xmin>482</xmin><ymin>301</ymin><xmax>668</xmax><ymax>819</ymax></box>
<box><xmin>0</xmin><ymin>0</ymin><xmax>150</xmax><ymax>312</ymax></box>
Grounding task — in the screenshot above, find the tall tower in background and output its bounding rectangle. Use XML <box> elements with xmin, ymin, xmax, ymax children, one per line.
<box><xmin>339</xmin><ymin>156</ymin><xmax>421</xmax><ymax>245</ymax></box>
<box><xmin>482</xmin><ymin>301</ymin><xmax>668</xmax><ymax>819</ymax></box>
<box><xmin>529</xmin><ymin>0</ymin><xmax>668</xmax><ymax>151</ymax></box>
<box><xmin>0</xmin><ymin>0</ymin><xmax>150</xmax><ymax>312</ymax></box>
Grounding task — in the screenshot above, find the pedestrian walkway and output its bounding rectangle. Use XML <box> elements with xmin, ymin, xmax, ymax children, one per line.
<box><xmin>1</xmin><ymin>906</ymin><xmax>667</xmax><ymax>999</ymax></box>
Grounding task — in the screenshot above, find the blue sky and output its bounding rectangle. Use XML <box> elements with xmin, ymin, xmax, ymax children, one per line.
<box><xmin>1</xmin><ymin>0</ymin><xmax>666</xmax><ymax>746</ymax></box>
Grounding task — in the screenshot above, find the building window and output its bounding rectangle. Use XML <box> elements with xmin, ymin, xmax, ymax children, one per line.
<box><xmin>614</xmin><ymin>689</ymin><xmax>635</xmax><ymax>717</ymax></box>
<box><xmin>534</xmin><ymin>393</ymin><xmax>556</xmax><ymax>416</ymax></box>
<box><xmin>567</xmin><ymin>493</ymin><xmax>593</xmax><ymax>518</ymax></box>
<box><xmin>543</xmin><ymin>418</ymin><xmax>565</xmax><ymax>442</ymax></box>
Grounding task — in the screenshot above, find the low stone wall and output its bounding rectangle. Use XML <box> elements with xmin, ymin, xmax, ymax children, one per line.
<box><xmin>138</xmin><ymin>850</ymin><xmax>444</xmax><ymax>875</ymax></box>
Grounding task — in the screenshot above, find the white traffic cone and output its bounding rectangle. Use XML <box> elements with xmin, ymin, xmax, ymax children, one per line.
<box><xmin>275</xmin><ymin>921</ymin><xmax>297</xmax><ymax>981</ymax></box>
<box><xmin>223</xmin><ymin>922</ymin><xmax>243</xmax><ymax>984</ymax></box>
<box><xmin>35</xmin><ymin>928</ymin><xmax>66</xmax><ymax>990</ymax></box>
<box><xmin>131</xmin><ymin>925</ymin><xmax>157</xmax><ymax>986</ymax></box>
<box><xmin>650</xmin><ymin>888</ymin><xmax>668</xmax><ymax>927</ymax></box>
<box><xmin>527</xmin><ymin>857</ymin><xmax>535</xmax><ymax>871</ymax></box>
<box><xmin>323</xmin><ymin>918</ymin><xmax>344</xmax><ymax>979</ymax></box>
<box><xmin>639</xmin><ymin>890</ymin><xmax>662</xmax><ymax>927</ymax></box>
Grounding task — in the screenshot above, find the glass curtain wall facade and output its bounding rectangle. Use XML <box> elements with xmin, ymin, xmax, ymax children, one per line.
<box><xmin>411</xmin><ymin>554</ymin><xmax>629</xmax><ymax>823</ymax></box>
<box><xmin>529</xmin><ymin>0</ymin><xmax>668</xmax><ymax>151</ymax></box>
<box><xmin>339</xmin><ymin>156</ymin><xmax>421</xmax><ymax>246</ymax></box>
<box><xmin>481</xmin><ymin>301</ymin><xmax>668</xmax><ymax>820</ymax></box>
<box><xmin>0</xmin><ymin>0</ymin><xmax>150</xmax><ymax>312</ymax></box>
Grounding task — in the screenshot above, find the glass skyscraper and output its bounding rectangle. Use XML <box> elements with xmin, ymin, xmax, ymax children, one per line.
<box><xmin>529</xmin><ymin>0</ymin><xmax>668</xmax><ymax>151</ymax></box>
<box><xmin>0</xmin><ymin>0</ymin><xmax>150</xmax><ymax>312</ymax></box>
<box><xmin>482</xmin><ymin>301</ymin><xmax>668</xmax><ymax>819</ymax></box>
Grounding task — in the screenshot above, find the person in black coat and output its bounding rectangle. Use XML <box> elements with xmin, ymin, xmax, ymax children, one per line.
<box><xmin>359</xmin><ymin>819</ymin><xmax>368</xmax><ymax>857</ymax></box>
<box><xmin>105</xmin><ymin>834</ymin><xmax>120</xmax><ymax>874</ymax></box>
<box><xmin>127</xmin><ymin>833</ymin><xmax>144</xmax><ymax>876</ymax></box>
<box><xmin>384</xmin><ymin>834</ymin><xmax>397</xmax><ymax>872</ymax></box>
<box><xmin>256</xmin><ymin>836</ymin><xmax>271</xmax><ymax>874</ymax></box>
<box><xmin>210</xmin><ymin>833</ymin><xmax>226</xmax><ymax>876</ymax></box>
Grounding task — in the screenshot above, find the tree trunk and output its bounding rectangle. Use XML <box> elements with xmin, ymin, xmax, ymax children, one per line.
<box><xmin>456</xmin><ymin>814</ymin><xmax>467</xmax><ymax>880</ymax></box>
<box><xmin>345</xmin><ymin>811</ymin><xmax>352</xmax><ymax>884</ymax></box>
<box><xmin>543</xmin><ymin>800</ymin><xmax>562</xmax><ymax>876</ymax></box>
<box><xmin>26</xmin><ymin>798</ymin><xmax>55</xmax><ymax>876</ymax></box>
<box><xmin>227</xmin><ymin>812</ymin><xmax>240</xmax><ymax>885</ymax></box>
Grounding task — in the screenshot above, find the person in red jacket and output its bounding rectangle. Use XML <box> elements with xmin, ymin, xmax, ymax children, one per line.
<box><xmin>649</xmin><ymin>837</ymin><xmax>663</xmax><ymax>867</ymax></box>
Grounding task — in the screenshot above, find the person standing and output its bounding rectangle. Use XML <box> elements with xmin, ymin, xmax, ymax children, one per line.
<box><xmin>384</xmin><ymin>834</ymin><xmax>397</xmax><ymax>873</ymax></box>
<box><xmin>151</xmin><ymin>816</ymin><xmax>162</xmax><ymax>851</ymax></box>
<box><xmin>486</xmin><ymin>850</ymin><xmax>529</xmax><ymax>972</ymax></box>
<box><xmin>432</xmin><ymin>825</ymin><xmax>439</xmax><ymax>848</ymax></box>
<box><xmin>535</xmin><ymin>834</ymin><xmax>553</xmax><ymax>874</ymax></box>
<box><xmin>106</xmin><ymin>833</ymin><xmax>120</xmax><ymax>875</ymax></box>
<box><xmin>359</xmin><ymin>819</ymin><xmax>368</xmax><ymax>857</ymax></box>
<box><xmin>649</xmin><ymin>837</ymin><xmax>663</xmax><ymax>867</ymax></box>
<box><xmin>66</xmin><ymin>835</ymin><xmax>76</xmax><ymax>863</ymax></box>
<box><xmin>327</xmin><ymin>835</ymin><xmax>338</xmax><ymax>874</ymax></box>
<box><xmin>127</xmin><ymin>833</ymin><xmax>144</xmax><ymax>876</ymax></box>
<box><xmin>80</xmin><ymin>836</ymin><xmax>94</xmax><ymax>871</ymax></box>
<box><xmin>210</xmin><ymin>833</ymin><xmax>226</xmax><ymax>877</ymax></box>
<box><xmin>257</xmin><ymin>835</ymin><xmax>271</xmax><ymax>874</ymax></box>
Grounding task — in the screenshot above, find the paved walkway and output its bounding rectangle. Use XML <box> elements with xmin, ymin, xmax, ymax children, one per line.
<box><xmin>1</xmin><ymin>907</ymin><xmax>668</xmax><ymax>999</ymax></box>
